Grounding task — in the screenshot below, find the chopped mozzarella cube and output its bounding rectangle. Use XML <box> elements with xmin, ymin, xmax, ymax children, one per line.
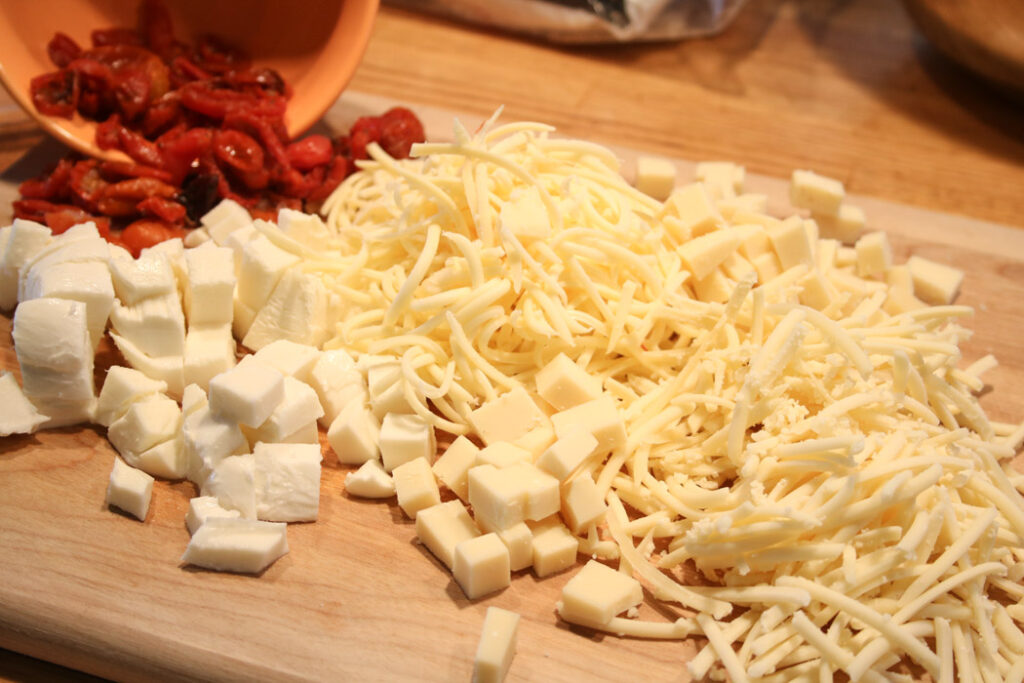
<box><xmin>393</xmin><ymin>456</ymin><xmax>441</xmax><ymax>519</ymax></box>
<box><xmin>183</xmin><ymin>242</ymin><xmax>235</xmax><ymax>326</ymax></box>
<box><xmin>379</xmin><ymin>413</ymin><xmax>435</xmax><ymax>472</ymax></box>
<box><xmin>208</xmin><ymin>356</ymin><xmax>285</xmax><ymax>428</ymax></box>
<box><xmin>183</xmin><ymin>324</ymin><xmax>237</xmax><ymax>391</ymax></box>
<box><xmin>107</xmin><ymin>395</ymin><xmax>182</xmax><ymax>459</ymax></box>
<box><xmin>180</xmin><ymin>517</ymin><xmax>288</xmax><ymax>574</ymax></box>
<box><xmin>186</xmin><ymin>495</ymin><xmax>242</xmax><ymax>535</ymax></box>
<box><xmin>253</xmin><ymin>442</ymin><xmax>322</xmax><ymax>522</ymax></box>
<box><xmin>95</xmin><ymin>365</ymin><xmax>168</xmax><ymax>428</ymax></box>
<box><xmin>108</xmin><ymin>250</ymin><xmax>176</xmax><ymax>305</ymax></box>
<box><xmin>202</xmin><ymin>454</ymin><xmax>257</xmax><ymax>519</ymax></box>
<box><xmin>344</xmin><ymin>459</ymin><xmax>395</xmax><ymax>498</ymax></box>
<box><xmin>252</xmin><ymin>339</ymin><xmax>321</xmax><ymax>383</ymax></box>
<box><xmin>105</xmin><ymin>457</ymin><xmax>154</xmax><ymax>521</ymax></box>
<box><xmin>0</xmin><ymin>371</ymin><xmax>48</xmax><ymax>435</ymax></box>
<box><xmin>327</xmin><ymin>401</ymin><xmax>380</xmax><ymax>465</ymax></box>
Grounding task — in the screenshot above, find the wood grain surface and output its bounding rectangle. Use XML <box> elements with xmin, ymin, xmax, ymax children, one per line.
<box><xmin>1</xmin><ymin>1</ymin><xmax>1023</xmax><ymax>680</ymax></box>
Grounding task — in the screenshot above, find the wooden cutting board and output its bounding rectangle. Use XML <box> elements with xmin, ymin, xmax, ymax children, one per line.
<box><xmin>1</xmin><ymin>92</ymin><xmax>1023</xmax><ymax>682</ymax></box>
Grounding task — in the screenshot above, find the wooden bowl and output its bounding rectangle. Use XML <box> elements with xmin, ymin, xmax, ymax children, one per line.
<box><xmin>902</xmin><ymin>0</ymin><xmax>1024</xmax><ymax>94</ymax></box>
<box><xmin>0</xmin><ymin>0</ymin><xmax>379</xmax><ymax>161</ymax></box>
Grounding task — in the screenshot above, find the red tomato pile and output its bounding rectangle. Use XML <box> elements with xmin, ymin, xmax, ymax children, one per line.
<box><xmin>16</xmin><ymin>0</ymin><xmax>425</xmax><ymax>255</ymax></box>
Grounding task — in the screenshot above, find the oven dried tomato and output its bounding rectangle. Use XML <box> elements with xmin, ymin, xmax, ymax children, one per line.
<box><xmin>91</xmin><ymin>28</ymin><xmax>141</xmax><ymax>48</ymax></box>
<box><xmin>44</xmin><ymin>207</ymin><xmax>111</xmax><ymax>237</ymax></box>
<box><xmin>19</xmin><ymin>158</ymin><xmax>74</xmax><ymax>200</ymax></box>
<box><xmin>137</xmin><ymin>196</ymin><xmax>186</xmax><ymax>223</ymax></box>
<box><xmin>348</xmin><ymin>116</ymin><xmax>383</xmax><ymax>161</ymax></box>
<box><xmin>159</xmin><ymin>127</ymin><xmax>214</xmax><ymax>182</ymax></box>
<box><xmin>99</xmin><ymin>161</ymin><xmax>174</xmax><ymax>183</ymax></box>
<box><xmin>68</xmin><ymin>161</ymin><xmax>108</xmax><ymax>212</ymax></box>
<box><xmin>47</xmin><ymin>33</ymin><xmax>82</xmax><ymax>69</ymax></box>
<box><xmin>30</xmin><ymin>71</ymin><xmax>78</xmax><ymax>117</ymax></box>
<box><xmin>120</xmin><ymin>219</ymin><xmax>183</xmax><ymax>257</ymax></box>
<box><xmin>379</xmin><ymin>107</ymin><xmax>426</xmax><ymax>159</ymax></box>
<box><xmin>139</xmin><ymin>0</ymin><xmax>175</xmax><ymax>58</ymax></box>
<box><xmin>285</xmin><ymin>135</ymin><xmax>333</xmax><ymax>171</ymax></box>
<box><xmin>118</xmin><ymin>126</ymin><xmax>164</xmax><ymax>167</ymax></box>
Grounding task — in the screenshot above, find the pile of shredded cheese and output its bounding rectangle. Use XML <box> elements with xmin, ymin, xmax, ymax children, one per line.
<box><xmin>313</xmin><ymin>114</ymin><xmax>1024</xmax><ymax>680</ymax></box>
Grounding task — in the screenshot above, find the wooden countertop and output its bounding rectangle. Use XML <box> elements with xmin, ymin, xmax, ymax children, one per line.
<box><xmin>1</xmin><ymin>1</ymin><xmax>1022</xmax><ymax>680</ymax></box>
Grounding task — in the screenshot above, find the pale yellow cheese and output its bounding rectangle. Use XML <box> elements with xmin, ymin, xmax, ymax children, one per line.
<box><xmin>907</xmin><ymin>254</ymin><xmax>964</xmax><ymax>305</ymax></box>
<box><xmin>855</xmin><ymin>231</ymin><xmax>892</xmax><ymax>278</ymax></box>
<box><xmin>662</xmin><ymin>183</ymin><xmax>723</xmax><ymax>238</ymax></box>
<box><xmin>551</xmin><ymin>397</ymin><xmax>626</xmax><ymax>456</ymax></box>
<box><xmin>472</xmin><ymin>606</ymin><xmax>520</xmax><ymax>683</ymax></box>
<box><xmin>476</xmin><ymin>442</ymin><xmax>532</xmax><ymax>469</ymax></box>
<box><xmin>534</xmin><ymin>353</ymin><xmax>602</xmax><ymax>412</ymax></box>
<box><xmin>468</xmin><ymin>386</ymin><xmax>548</xmax><ymax>446</ymax></box>
<box><xmin>432</xmin><ymin>436</ymin><xmax>481</xmax><ymax>501</ymax></box>
<box><xmin>560</xmin><ymin>473</ymin><xmax>608</xmax><ymax>533</ymax></box>
<box><xmin>393</xmin><ymin>457</ymin><xmax>441</xmax><ymax>519</ymax></box>
<box><xmin>790</xmin><ymin>169</ymin><xmax>845</xmax><ymax>216</ymax></box>
<box><xmin>453</xmin><ymin>533</ymin><xmax>511</xmax><ymax>599</ymax></box>
<box><xmin>634</xmin><ymin>156</ymin><xmax>677</xmax><ymax>201</ymax></box>
<box><xmin>415</xmin><ymin>500</ymin><xmax>481</xmax><ymax>569</ymax></box>
<box><xmin>558</xmin><ymin>559</ymin><xmax>643</xmax><ymax>627</ymax></box>
<box><xmin>528</xmin><ymin>516</ymin><xmax>579</xmax><ymax>577</ymax></box>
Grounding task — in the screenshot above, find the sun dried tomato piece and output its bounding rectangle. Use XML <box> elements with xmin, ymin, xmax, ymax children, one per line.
<box><xmin>137</xmin><ymin>196</ymin><xmax>186</xmax><ymax>223</ymax></box>
<box><xmin>159</xmin><ymin>126</ymin><xmax>214</xmax><ymax>182</ymax></box>
<box><xmin>91</xmin><ymin>28</ymin><xmax>142</xmax><ymax>48</ymax></box>
<box><xmin>179</xmin><ymin>80</ymin><xmax>286</xmax><ymax>120</ymax></box>
<box><xmin>96</xmin><ymin>116</ymin><xmax>123</xmax><ymax>150</ymax></box>
<box><xmin>307</xmin><ymin>156</ymin><xmax>353</xmax><ymax>203</ymax></box>
<box><xmin>12</xmin><ymin>199</ymin><xmax>62</xmax><ymax>222</ymax></box>
<box><xmin>285</xmin><ymin>135</ymin><xmax>332</xmax><ymax>171</ymax></box>
<box><xmin>69</xmin><ymin>160</ymin><xmax>108</xmax><ymax>211</ymax></box>
<box><xmin>118</xmin><ymin>126</ymin><xmax>165</xmax><ymax>167</ymax></box>
<box><xmin>30</xmin><ymin>71</ymin><xmax>79</xmax><ymax>117</ymax></box>
<box><xmin>348</xmin><ymin>115</ymin><xmax>383</xmax><ymax>161</ymax></box>
<box><xmin>99</xmin><ymin>161</ymin><xmax>174</xmax><ymax>183</ymax></box>
<box><xmin>192</xmin><ymin>35</ymin><xmax>249</xmax><ymax>74</ymax></box>
<box><xmin>111</xmin><ymin>67</ymin><xmax>152</xmax><ymax>121</ymax></box>
<box><xmin>104</xmin><ymin>176</ymin><xmax>178</xmax><ymax>202</ymax></box>
<box><xmin>44</xmin><ymin>206</ymin><xmax>111</xmax><ymax>236</ymax></box>
<box><xmin>96</xmin><ymin>195</ymin><xmax>139</xmax><ymax>217</ymax></box>
<box><xmin>379</xmin><ymin>107</ymin><xmax>425</xmax><ymax>159</ymax></box>
<box><xmin>47</xmin><ymin>32</ymin><xmax>82</xmax><ymax>68</ymax></box>
<box><xmin>19</xmin><ymin>158</ymin><xmax>74</xmax><ymax>200</ymax></box>
<box><xmin>79</xmin><ymin>45</ymin><xmax>170</xmax><ymax>103</ymax></box>
<box><xmin>169</xmin><ymin>56</ymin><xmax>210</xmax><ymax>86</ymax></box>
<box><xmin>139</xmin><ymin>0</ymin><xmax>175</xmax><ymax>58</ymax></box>
<box><xmin>222</xmin><ymin>111</ymin><xmax>290</xmax><ymax>170</ymax></box>
<box><xmin>120</xmin><ymin>219</ymin><xmax>182</xmax><ymax>257</ymax></box>
<box><xmin>221</xmin><ymin>67</ymin><xmax>289</xmax><ymax>98</ymax></box>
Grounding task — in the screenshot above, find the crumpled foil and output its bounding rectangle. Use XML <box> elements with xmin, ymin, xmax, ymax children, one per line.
<box><xmin>386</xmin><ymin>0</ymin><xmax>748</xmax><ymax>44</ymax></box>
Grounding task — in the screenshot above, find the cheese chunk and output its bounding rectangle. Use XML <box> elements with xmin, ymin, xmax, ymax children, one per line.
<box><xmin>366</xmin><ymin>360</ymin><xmax>414</xmax><ymax>419</ymax></box>
<box><xmin>107</xmin><ymin>395</ymin><xmax>182</xmax><ymax>460</ymax></box>
<box><xmin>677</xmin><ymin>228</ymin><xmax>746</xmax><ymax>281</ymax></box>
<box><xmin>560</xmin><ymin>473</ymin><xmax>608</xmax><ymax>534</ymax></box>
<box><xmin>537</xmin><ymin>425</ymin><xmax>599</xmax><ymax>481</ymax></box>
<box><xmin>180</xmin><ymin>517</ymin><xmax>288</xmax><ymax>574</ymax></box>
<box><xmin>508</xmin><ymin>462</ymin><xmax>561</xmax><ymax>521</ymax></box>
<box><xmin>126</xmin><ymin>432</ymin><xmax>187</xmax><ymax>480</ymax></box>
<box><xmin>528</xmin><ymin>517</ymin><xmax>579</xmax><ymax>577</ymax></box>
<box><xmin>453</xmin><ymin>533</ymin><xmax>511</xmax><ymax>599</ymax></box>
<box><xmin>634</xmin><ymin>156</ymin><xmax>676</xmax><ymax>201</ymax></box>
<box><xmin>380</xmin><ymin>413</ymin><xmax>435</xmax><ymax>472</ymax></box>
<box><xmin>208</xmin><ymin>356</ymin><xmax>285</xmax><ymax>428</ymax></box>
<box><xmin>183</xmin><ymin>324</ymin><xmax>236</xmax><ymax>391</ymax></box>
<box><xmin>252</xmin><ymin>339</ymin><xmax>320</xmax><ymax>383</ymax></box>
<box><xmin>237</xmin><ymin>235</ymin><xmax>301</xmax><ymax>311</ymax></box>
<box><xmin>243</xmin><ymin>376</ymin><xmax>324</xmax><ymax>446</ymax></box>
<box><xmin>815</xmin><ymin>203</ymin><xmax>865</xmax><ymax>244</ymax></box>
<box><xmin>344</xmin><ymin>458</ymin><xmax>395</xmax><ymax>498</ymax></box>
<box><xmin>855</xmin><ymin>231</ymin><xmax>892</xmax><ymax>278</ymax></box>
<box><xmin>203</xmin><ymin>454</ymin><xmax>257</xmax><ymax>519</ymax></box>
<box><xmin>183</xmin><ymin>242</ymin><xmax>235</xmax><ymax>326</ymax></box>
<box><xmin>19</xmin><ymin>226</ymin><xmax>109</xmax><ymax>303</ymax></box>
<box><xmin>22</xmin><ymin>259</ymin><xmax>114</xmax><ymax>350</ymax></box>
<box><xmin>201</xmin><ymin>198</ymin><xmax>254</xmax><ymax>246</ymax></box>
<box><xmin>109</xmin><ymin>292</ymin><xmax>186</xmax><ymax>358</ymax></box>
<box><xmin>662</xmin><ymin>183</ymin><xmax>723</xmax><ymax>238</ymax></box>
<box><xmin>141</xmin><ymin>238</ymin><xmax>186</xmax><ymax>292</ymax></box>
<box><xmin>393</xmin><ymin>456</ymin><xmax>441</xmax><ymax>519</ymax></box>
<box><xmin>534</xmin><ymin>353</ymin><xmax>602</xmax><ymax>412</ymax></box>
<box><xmin>499</xmin><ymin>186</ymin><xmax>551</xmax><ymax>240</ymax></box>
<box><xmin>95</xmin><ymin>366</ymin><xmax>168</xmax><ymax>427</ymax></box>
<box><xmin>105</xmin><ymin>458</ymin><xmax>154</xmax><ymax>521</ymax></box>
<box><xmin>0</xmin><ymin>218</ymin><xmax>51</xmax><ymax>310</ymax></box>
<box><xmin>327</xmin><ymin>401</ymin><xmax>380</xmax><ymax>465</ymax></box>
<box><xmin>476</xmin><ymin>442</ymin><xmax>532</xmax><ymax>469</ymax></box>
<box><xmin>277</xmin><ymin>208</ymin><xmax>330</xmax><ymax>250</ymax></box>
<box><xmin>0</xmin><ymin>371</ymin><xmax>48</xmax><ymax>436</ymax></box>
<box><xmin>181</xmin><ymin>383</ymin><xmax>208</xmax><ymax>417</ymax></box>
<box><xmin>186</xmin><ymin>495</ymin><xmax>242</xmax><ymax>535</ymax></box>
<box><xmin>183</xmin><ymin>403</ymin><xmax>249</xmax><ymax>485</ymax></box>
<box><xmin>558</xmin><ymin>559</ymin><xmax>643</xmax><ymax>627</ymax></box>
<box><xmin>243</xmin><ymin>268</ymin><xmax>331</xmax><ymax>351</ymax></box>
<box><xmin>550</xmin><ymin>397</ymin><xmax>626</xmax><ymax>456</ymax></box>
<box><xmin>468</xmin><ymin>386</ymin><xmax>548</xmax><ymax>446</ymax></box>
<box><xmin>472</xmin><ymin>606</ymin><xmax>520</xmax><ymax>683</ymax></box>
<box><xmin>790</xmin><ymin>169</ymin><xmax>845</xmax><ymax>216</ymax></box>
<box><xmin>695</xmin><ymin>161</ymin><xmax>745</xmax><ymax>198</ymax></box>
<box><xmin>432</xmin><ymin>436</ymin><xmax>481</xmax><ymax>501</ymax></box>
<box><xmin>510</xmin><ymin>424</ymin><xmax>556</xmax><ymax>460</ymax></box>
<box><xmin>109</xmin><ymin>332</ymin><xmax>185</xmax><ymax>400</ymax></box>
<box><xmin>487</xmin><ymin>522</ymin><xmax>534</xmax><ymax>572</ymax></box>
<box><xmin>108</xmin><ymin>250</ymin><xmax>176</xmax><ymax>305</ymax></box>
<box><xmin>253</xmin><ymin>442</ymin><xmax>322</xmax><ymax>522</ymax></box>
<box><xmin>907</xmin><ymin>254</ymin><xmax>964</xmax><ymax>305</ymax></box>
<box><xmin>308</xmin><ymin>349</ymin><xmax>366</xmax><ymax>427</ymax></box>
<box><xmin>415</xmin><ymin>499</ymin><xmax>481</xmax><ymax>569</ymax></box>
<box><xmin>468</xmin><ymin>464</ymin><xmax>526</xmax><ymax>531</ymax></box>
<box><xmin>767</xmin><ymin>215</ymin><xmax>815</xmax><ymax>270</ymax></box>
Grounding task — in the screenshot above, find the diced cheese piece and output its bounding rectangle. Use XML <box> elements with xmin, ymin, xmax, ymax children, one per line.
<box><xmin>180</xmin><ymin>517</ymin><xmax>288</xmax><ymax>574</ymax></box>
<box><xmin>243</xmin><ymin>376</ymin><xmax>324</xmax><ymax>445</ymax></box>
<box><xmin>108</xmin><ymin>250</ymin><xmax>176</xmax><ymax>305</ymax></box>
<box><xmin>309</xmin><ymin>349</ymin><xmax>366</xmax><ymax>427</ymax></box>
<box><xmin>344</xmin><ymin>459</ymin><xmax>395</xmax><ymax>498</ymax></box>
<box><xmin>183</xmin><ymin>403</ymin><xmax>249</xmax><ymax>485</ymax></box>
<box><xmin>534</xmin><ymin>353</ymin><xmax>602</xmax><ymax>412</ymax></box>
<box><xmin>678</xmin><ymin>228</ymin><xmax>746</xmax><ymax>281</ymax></box>
<box><xmin>107</xmin><ymin>395</ymin><xmax>182</xmax><ymax>459</ymax></box>
<box><xmin>634</xmin><ymin>156</ymin><xmax>676</xmax><ymax>201</ymax></box>
<box><xmin>109</xmin><ymin>332</ymin><xmax>185</xmax><ymax>400</ymax></box>
<box><xmin>126</xmin><ymin>432</ymin><xmax>187</xmax><ymax>480</ymax></box>
<box><xmin>550</xmin><ymin>397</ymin><xmax>626</xmax><ymax>456</ymax></box>
<box><xmin>253</xmin><ymin>442</ymin><xmax>322</xmax><ymax>522</ymax></box>
<box><xmin>499</xmin><ymin>186</ymin><xmax>551</xmax><ymax>240</ymax></box>
<box><xmin>489</xmin><ymin>522</ymin><xmax>534</xmax><ymax>572</ymax></box>
<box><xmin>181</xmin><ymin>383</ymin><xmax>208</xmax><ymax>417</ymax></box>
<box><xmin>366</xmin><ymin>360</ymin><xmax>414</xmax><ymax>419</ymax></box>
<box><xmin>432</xmin><ymin>436</ymin><xmax>481</xmax><ymax>501</ymax></box>
<box><xmin>0</xmin><ymin>218</ymin><xmax>51</xmax><ymax>310</ymax></box>
<box><xmin>253</xmin><ymin>340</ymin><xmax>320</xmax><ymax>383</ymax></box>
<box><xmin>393</xmin><ymin>456</ymin><xmax>441</xmax><ymax>519</ymax></box>
<box><xmin>468</xmin><ymin>464</ymin><xmax>526</xmax><ymax>531</ymax></box>
<box><xmin>19</xmin><ymin>227</ymin><xmax>109</xmax><ymax>302</ymax></box>
<box><xmin>183</xmin><ymin>324</ymin><xmax>237</xmax><ymax>392</ymax></box>
<box><xmin>695</xmin><ymin>161</ymin><xmax>745</xmax><ymax>198</ymax></box>
<box><xmin>184</xmin><ymin>242</ymin><xmax>235</xmax><ymax>326</ymax></box>
<box><xmin>276</xmin><ymin>420</ymin><xmax>320</xmax><ymax>445</ymax></box>
<box><xmin>223</xmin><ymin>224</ymin><xmax>259</xmax><ymax>274</ymax></box>
<box><xmin>537</xmin><ymin>425</ymin><xmax>599</xmax><ymax>481</ymax></box>
<box><xmin>907</xmin><ymin>255</ymin><xmax>964</xmax><ymax>305</ymax></box>
<box><xmin>750</xmin><ymin>251</ymin><xmax>783</xmax><ymax>284</ymax></box>
<box><xmin>208</xmin><ymin>356</ymin><xmax>285</xmax><ymax>428</ymax></box>
<box><xmin>203</xmin><ymin>454</ymin><xmax>257</xmax><ymax>519</ymax></box>
<box><xmin>277</xmin><ymin>208</ymin><xmax>330</xmax><ymax>250</ymax></box>
<box><xmin>105</xmin><ymin>458</ymin><xmax>153</xmax><ymax>521</ymax></box>
<box><xmin>557</xmin><ymin>559</ymin><xmax>643</xmax><ymax>627</ymax></box>
<box><xmin>662</xmin><ymin>183</ymin><xmax>723</xmax><ymax>238</ymax></box>
<box><xmin>95</xmin><ymin>365</ymin><xmax>168</xmax><ymax>427</ymax></box>
<box><xmin>767</xmin><ymin>215</ymin><xmax>815</xmax><ymax>270</ymax></box>
<box><xmin>815</xmin><ymin>203</ymin><xmax>865</xmax><ymax>244</ymax></box>
<box><xmin>560</xmin><ymin>473</ymin><xmax>608</xmax><ymax>533</ymax></box>
<box><xmin>22</xmin><ymin>259</ymin><xmax>113</xmax><ymax>349</ymax></box>
<box><xmin>186</xmin><ymin>495</ymin><xmax>242</xmax><ymax>535</ymax></box>
<box><xmin>790</xmin><ymin>169</ymin><xmax>845</xmax><ymax>216</ymax></box>
<box><xmin>528</xmin><ymin>517</ymin><xmax>579</xmax><ymax>577</ymax></box>
<box><xmin>379</xmin><ymin>413</ymin><xmax>435</xmax><ymax>472</ymax></box>
<box><xmin>237</xmin><ymin>235</ymin><xmax>301</xmax><ymax>311</ymax></box>
<box><xmin>855</xmin><ymin>231</ymin><xmax>892</xmax><ymax>278</ymax></box>
<box><xmin>453</xmin><ymin>533</ymin><xmax>511</xmax><ymax>599</ymax></box>
<box><xmin>416</xmin><ymin>499</ymin><xmax>481</xmax><ymax>569</ymax></box>
<box><xmin>693</xmin><ymin>267</ymin><xmax>735</xmax><ymax>304</ymax></box>
<box><xmin>476</xmin><ymin>442</ymin><xmax>532</xmax><ymax>469</ymax></box>
<box><xmin>109</xmin><ymin>292</ymin><xmax>186</xmax><ymax>358</ymax></box>
<box><xmin>472</xmin><ymin>606</ymin><xmax>520</xmax><ymax>683</ymax></box>
<box><xmin>509</xmin><ymin>462</ymin><xmax>561</xmax><ymax>521</ymax></box>
<box><xmin>798</xmin><ymin>270</ymin><xmax>836</xmax><ymax>311</ymax></box>
<box><xmin>232</xmin><ymin>295</ymin><xmax>258</xmax><ymax>341</ymax></box>
<box><xmin>0</xmin><ymin>371</ymin><xmax>48</xmax><ymax>435</ymax></box>
<box><xmin>201</xmin><ymin>198</ymin><xmax>254</xmax><ymax>245</ymax></box>
<box><xmin>184</xmin><ymin>226</ymin><xmax>212</xmax><ymax>248</ymax></box>
<box><xmin>327</xmin><ymin>401</ymin><xmax>380</xmax><ymax>465</ymax></box>
<box><xmin>243</xmin><ymin>268</ymin><xmax>331</xmax><ymax>351</ymax></box>
<box><xmin>468</xmin><ymin>386</ymin><xmax>548</xmax><ymax>446</ymax></box>
<box><xmin>141</xmin><ymin>238</ymin><xmax>186</xmax><ymax>292</ymax></box>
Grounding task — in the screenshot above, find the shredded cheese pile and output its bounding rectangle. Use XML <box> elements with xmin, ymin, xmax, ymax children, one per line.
<box><xmin>314</xmin><ymin>115</ymin><xmax>1024</xmax><ymax>680</ymax></box>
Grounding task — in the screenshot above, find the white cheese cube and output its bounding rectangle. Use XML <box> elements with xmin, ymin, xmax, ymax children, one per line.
<box><xmin>109</xmin><ymin>292</ymin><xmax>186</xmax><ymax>358</ymax></box>
<box><xmin>275</xmin><ymin>420</ymin><xmax>320</xmax><ymax>445</ymax></box>
<box><xmin>232</xmin><ymin>295</ymin><xmax>258</xmax><ymax>341</ymax></box>
<box><xmin>908</xmin><ymin>255</ymin><xmax>964</xmax><ymax>305</ymax></box>
<box><xmin>415</xmin><ymin>499</ymin><xmax>481</xmax><ymax>569</ymax></box>
<box><xmin>22</xmin><ymin>259</ymin><xmax>113</xmax><ymax>350</ymax></box>
<box><xmin>510</xmin><ymin>462</ymin><xmax>561</xmax><ymax>521</ymax></box>
<box><xmin>0</xmin><ymin>371</ymin><xmax>48</xmax><ymax>435</ymax></box>
<box><xmin>109</xmin><ymin>332</ymin><xmax>185</xmax><ymax>401</ymax></box>
<box><xmin>309</xmin><ymin>349</ymin><xmax>366</xmax><ymax>427</ymax></box>
<box><xmin>202</xmin><ymin>454</ymin><xmax>257</xmax><ymax>519</ymax></box>
<box><xmin>481</xmin><ymin>521</ymin><xmax>534</xmax><ymax>572</ymax></box>
<box><xmin>201</xmin><ymin>198</ymin><xmax>254</xmax><ymax>246</ymax></box>
<box><xmin>468</xmin><ymin>386</ymin><xmax>548</xmax><ymax>446</ymax></box>
<box><xmin>183</xmin><ymin>227</ymin><xmax>211</xmax><ymax>248</ymax></box>
<box><xmin>634</xmin><ymin>156</ymin><xmax>676</xmax><ymax>201</ymax></box>
<box><xmin>183</xmin><ymin>404</ymin><xmax>249</xmax><ymax>485</ymax></box>
<box><xmin>380</xmin><ymin>413</ymin><xmax>435</xmax><ymax>472</ymax></box>
<box><xmin>558</xmin><ymin>560</ymin><xmax>643</xmax><ymax>627</ymax></box>
<box><xmin>237</xmin><ymin>235</ymin><xmax>301</xmax><ymax>311</ymax></box>
<box><xmin>510</xmin><ymin>424</ymin><xmax>556</xmax><ymax>460</ymax></box>
<box><xmin>662</xmin><ymin>183</ymin><xmax>723</xmax><ymax>239</ymax></box>
<box><xmin>393</xmin><ymin>456</ymin><xmax>441</xmax><ymax>519</ymax></box>
<box><xmin>107</xmin><ymin>395</ymin><xmax>182</xmax><ymax>459</ymax></box>
<box><xmin>453</xmin><ymin>533</ymin><xmax>511</xmax><ymax>600</ymax></box>
<box><xmin>242</xmin><ymin>268</ymin><xmax>330</xmax><ymax>351</ymax></box>
<box><xmin>550</xmin><ymin>397</ymin><xmax>626</xmax><ymax>456</ymax></box>
<box><xmin>560</xmin><ymin>473</ymin><xmax>608</xmax><ymax>533</ymax></box>
<box><xmin>855</xmin><ymin>231</ymin><xmax>892</xmax><ymax>278</ymax></box>
<box><xmin>498</xmin><ymin>186</ymin><xmax>551</xmax><ymax>240</ymax></box>
<box><xmin>537</xmin><ymin>425</ymin><xmax>599</xmax><ymax>481</ymax></box>
<box><xmin>815</xmin><ymin>203</ymin><xmax>865</xmax><ymax>244</ymax></box>
<box><xmin>476</xmin><ymin>442</ymin><xmax>532</xmax><ymax>469</ymax></box>
<box><xmin>183</xmin><ymin>242</ymin><xmax>235</xmax><ymax>326</ymax></box>
<box><xmin>367</xmin><ymin>360</ymin><xmax>414</xmax><ymax>419</ymax></box>
<box><xmin>105</xmin><ymin>458</ymin><xmax>153</xmax><ymax>521</ymax></box>
<box><xmin>0</xmin><ymin>218</ymin><xmax>51</xmax><ymax>310</ymax></box>
<box><xmin>13</xmin><ymin>298</ymin><xmax>95</xmax><ymax>410</ymax></box>
<box><xmin>528</xmin><ymin>517</ymin><xmax>578</xmax><ymax>577</ymax></box>
<box><xmin>108</xmin><ymin>250</ymin><xmax>176</xmax><ymax>305</ymax></box>
<box><xmin>223</xmin><ymin>224</ymin><xmax>259</xmax><ymax>276</ymax></box>
<box><xmin>253</xmin><ymin>442</ymin><xmax>322</xmax><ymax>522</ymax></box>
<box><xmin>19</xmin><ymin>230</ymin><xmax>110</xmax><ymax>302</ymax></box>
<box><xmin>535</xmin><ymin>353</ymin><xmax>602</xmax><ymax>412</ymax></box>
<box><xmin>183</xmin><ymin>324</ymin><xmax>237</xmax><ymax>391</ymax></box>
<box><xmin>95</xmin><ymin>366</ymin><xmax>168</xmax><ymax>427</ymax></box>
<box><xmin>208</xmin><ymin>356</ymin><xmax>285</xmax><ymax>428</ymax></box>
<box><xmin>432</xmin><ymin>436</ymin><xmax>480</xmax><ymax>502</ymax></box>
<box><xmin>253</xmin><ymin>339</ymin><xmax>320</xmax><ymax>383</ymax></box>
<box><xmin>186</xmin><ymin>495</ymin><xmax>241</xmax><ymax>535</ymax></box>
<box><xmin>327</xmin><ymin>401</ymin><xmax>380</xmax><ymax>465</ymax></box>
<box><xmin>242</xmin><ymin>376</ymin><xmax>323</xmax><ymax>446</ymax></box>
<box><xmin>141</xmin><ymin>237</ymin><xmax>186</xmax><ymax>292</ymax></box>
<box><xmin>126</xmin><ymin>432</ymin><xmax>187</xmax><ymax>480</ymax></box>
<box><xmin>473</xmin><ymin>607</ymin><xmax>520</xmax><ymax>683</ymax></box>
<box><xmin>277</xmin><ymin>208</ymin><xmax>330</xmax><ymax>250</ymax></box>
<box><xmin>181</xmin><ymin>383</ymin><xmax>208</xmax><ymax>417</ymax></box>
<box><xmin>468</xmin><ymin>464</ymin><xmax>525</xmax><ymax>531</ymax></box>
<box><xmin>344</xmin><ymin>459</ymin><xmax>395</xmax><ymax>498</ymax></box>
<box><xmin>790</xmin><ymin>169</ymin><xmax>845</xmax><ymax>216</ymax></box>
<box><xmin>180</xmin><ymin>517</ymin><xmax>288</xmax><ymax>574</ymax></box>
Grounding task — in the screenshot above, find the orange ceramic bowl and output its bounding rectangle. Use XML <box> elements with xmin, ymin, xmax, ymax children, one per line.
<box><xmin>0</xmin><ymin>0</ymin><xmax>379</xmax><ymax>160</ymax></box>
